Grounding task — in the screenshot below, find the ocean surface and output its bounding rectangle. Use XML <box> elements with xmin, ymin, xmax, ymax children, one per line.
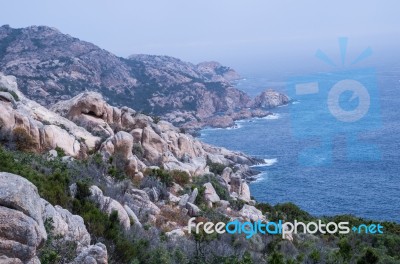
<box><xmin>199</xmin><ymin>67</ymin><xmax>400</xmax><ymax>222</ymax></box>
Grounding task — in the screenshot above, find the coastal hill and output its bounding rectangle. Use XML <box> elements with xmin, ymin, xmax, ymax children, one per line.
<box><xmin>0</xmin><ymin>27</ymin><xmax>399</xmax><ymax>263</ymax></box>
<box><xmin>0</xmin><ymin>25</ymin><xmax>289</xmax><ymax>129</ymax></box>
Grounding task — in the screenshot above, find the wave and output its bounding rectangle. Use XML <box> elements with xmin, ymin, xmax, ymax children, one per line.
<box><xmin>253</xmin><ymin>158</ymin><xmax>278</xmax><ymax>167</ymax></box>
<box><xmin>263</xmin><ymin>114</ymin><xmax>280</xmax><ymax>120</ymax></box>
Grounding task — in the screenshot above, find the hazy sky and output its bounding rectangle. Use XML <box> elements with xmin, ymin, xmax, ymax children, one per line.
<box><xmin>1</xmin><ymin>0</ymin><xmax>399</xmax><ymax>76</ymax></box>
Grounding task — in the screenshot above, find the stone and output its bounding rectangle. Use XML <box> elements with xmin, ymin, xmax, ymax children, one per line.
<box><xmin>0</xmin><ymin>206</ymin><xmax>45</xmax><ymax>263</ymax></box>
<box><xmin>41</xmin><ymin>199</ymin><xmax>91</xmax><ymax>249</ymax></box>
<box><xmin>123</xmin><ymin>205</ymin><xmax>142</xmax><ymax>228</ymax></box>
<box><xmin>203</xmin><ymin>182</ymin><xmax>220</xmax><ymax>203</ymax></box>
<box><xmin>221</xmin><ymin>167</ymin><xmax>233</xmax><ymax>185</ymax></box>
<box><xmin>188</xmin><ymin>188</ymin><xmax>198</xmax><ymax>204</ymax></box>
<box><xmin>0</xmin><ymin>74</ymin><xmax>100</xmax><ymax>157</ymax></box>
<box><xmin>0</xmin><ymin>173</ymin><xmax>46</xmax><ymax>240</ymax></box>
<box><xmin>100</xmin><ymin>131</ymin><xmax>143</xmax><ymax>177</ymax></box>
<box><xmin>47</xmin><ymin>149</ymin><xmax>58</xmax><ymax>161</ymax></box>
<box><xmin>168</xmin><ymin>193</ymin><xmax>180</xmax><ymax>204</ymax></box>
<box><xmin>178</xmin><ymin>194</ymin><xmax>189</xmax><ymax>207</ymax></box>
<box><xmin>72</xmin><ymin>243</ymin><xmax>108</xmax><ymax>264</ymax></box>
<box><xmin>165</xmin><ymin>229</ymin><xmax>185</xmax><ymax>238</ymax></box>
<box><xmin>0</xmin><ymin>256</ymin><xmax>23</xmax><ymax>264</ymax></box>
<box><xmin>185</xmin><ymin>202</ymin><xmax>201</xmax><ymax>217</ymax></box>
<box><xmin>239</xmin><ymin>205</ymin><xmax>266</xmax><ymax>222</ymax></box>
<box><xmin>123</xmin><ymin>188</ymin><xmax>160</xmax><ymax>219</ymax></box>
<box><xmin>239</xmin><ymin>182</ymin><xmax>251</xmax><ymax>202</ymax></box>
<box><xmin>89</xmin><ymin>186</ymin><xmax>131</xmax><ymax>230</ymax></box>
<box><xmin>216</xmin><ymin>200</ymin><xmax>230</xmax><ymax>208</ymax></box>
<box><xmin>251</xmin><ymin>89</ymin><xmax>290</xmax><ymax>109</ymax></box>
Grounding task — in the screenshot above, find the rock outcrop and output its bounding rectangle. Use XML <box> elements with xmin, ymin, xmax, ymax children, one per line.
<box><xmin>52</xmin><ymin>92</ymin><xmax>261</xmax><ymax>177</ymax></box>
<box><xmin>0</xmin><ymin>73</ymin><xmax>100</xmax><ymax>157</ymax></box>
<box><xmin>251</xmin><ymin>89</ymin><xmax>290</xmax><ymax>109</ymax></box>
<box><xmin>89</xmin><ymin>186</ymin><xmax>131</xmax><ymax>230</ymax></box>
<box><xmin>0</xmin><ymin>172</ymin><xmax>107</xmax><ymax>263</ymax></box>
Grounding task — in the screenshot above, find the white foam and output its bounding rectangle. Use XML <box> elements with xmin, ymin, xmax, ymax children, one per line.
<box><xmin>264</xmin><ymin>158</ymin><xmax>278</xmax><ymax>166</ymax></box>
<box><xmin>252</xmin><ymin>158</ymin><xmax>278</xmax><ymax>167</ymax></box>
<box><xmin>263</xmin><ymin>114</ymin><xmax>280</xmax><ymax>120</ymax></box>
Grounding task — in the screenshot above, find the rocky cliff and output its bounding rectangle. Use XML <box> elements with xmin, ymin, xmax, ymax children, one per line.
<box><xmin>0</xmin><ymin>72</ymin><xmax>260</xmax><ymax>177</ymax></box>
<box><xmin>0</xmin><ymin>25</ymin><xmax>289</xmax><ymax>129</ymax></box>
<box><xmin>0</xmin><ymin>72</ymin><xmax>269</xmax><ymax>263</ymax></box>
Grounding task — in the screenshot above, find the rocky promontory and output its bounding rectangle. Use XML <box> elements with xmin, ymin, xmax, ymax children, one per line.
<box><xmin>0</xmin><ymin>25</ymin><xmax>290</xmax><ymax>130</ymax></box>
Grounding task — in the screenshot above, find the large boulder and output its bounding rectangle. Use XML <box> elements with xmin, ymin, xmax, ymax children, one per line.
<box><xmin>0</xmin><ymin>206</ymin><xmax>45</xmax><ymax>263</ymax></box>
<box><xmin>123</xmin><ymin>188</ymin><xmax>160</xmax><ymax>221</ymax></box>
<box><xmin>239</xmin><ymin>205</ymin><xmax>266</xmax><ymax>222</ymax></box>
<box><xmin>0</xmin><ymin>73</ymin><xmax>100</xmax><ymax>157</ymax></box>
<box><xmin>0</xmin><ymin>172</ymin><xmax>46</xmax><ymax>263</ymax></box>
<box><xmin>89</xmin><ymin>186</ymin><xmax>131</xmax><ymax>230</ymax></box>
<box><xmin>100</xmin><ymin>131</ymin><xmax>145</xmax><ymax>177</ymax></box>
<box><xmin>203</xmin><ymin>182</ymin><xmax>220</xmax><ymax>203</ymax></box>
<box><xmin>41</xmin><ymin>199</ymin><xmax>91</xmax><ymax>250</ymax></box>
<box><xmin>251</xmin><ymin>89</ymin><xmax>290</xmax><ymax>109</ymax></box>
<box><xmin>72</xmin><ymin>243</ymin><xmax>108</xmax><ymax>264</ymax></box>
<box><xmin>0</xmin><ymin>173</ymin><xmax>46</xmax><ymax>240</ymax></box>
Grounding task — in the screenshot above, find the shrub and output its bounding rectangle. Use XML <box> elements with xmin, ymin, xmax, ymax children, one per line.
<box><xmin>140</xmin><ymin>176</ymin><xmax>169</xmax><ymax>200</ymax></box>
<box><xmin>0</xmin><ymin>147</ymin><xmax>71</xmax><ymax>207</ymax></box>
<box><xmin>152</xmin><ymin>115</ymin><xmax>161</xmax><ymax>124</ymax></box>
<box><xmin>267</xmin><ymin>251</ymin><xmax>285</xmax><ymax>264</ymax></box>
<box><xmin>0</xmin><ymin>86</ymin><xmax>19</xmax><ymax>101</ymax></box>
<box><xmin>55</xmin><ymin>146</ymin><xmax>66</xmax><ymax>157</ymax></box>
<box><xmin>12</xmin><ymin>127</ymin><xmax>36</xmax><ymax>151</ymax></box>
<box><xmin>273</xmin><ymin>202</ymin><xmax>312</xmax><ymax>222</ymax></box>
<box><xmin>357</xmin><ymin>248</ymin><xmax>379</xmax><ymax>264</ymax></box>
<box><xmin>192</xmin><ymin>173</ymin><xmax>230</xmax><ymax>201</ymax></box>
<box><xmin>206</xmin><ymin>158</ymin><xmax>226</xmax><ymax>175</ymax></box>
<box><xmin>144</xmin><ymin>168</ymin><xmax>173</xmax><ymax>187</ymax></box>
<box><xmin>170</xmin><ymin>170</ymin><xmax>190</xmax><ymax>185</ymax></box>
<box><xmin>39</xmin><ymin>218</ymin><xmax>77</xmax><ymax>263</ymax></box>
<box><xmin>132</xmin><ymin>143</ymin><xmax>144</xmax><ymax>159</ymax></box>
<box><xmin>309</xmin><ymin>249</ymin><xmax>321</xmax><ymax>263</ymax></box>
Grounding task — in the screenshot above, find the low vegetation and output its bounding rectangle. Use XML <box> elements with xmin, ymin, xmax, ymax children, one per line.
<box><xmin>0</xmin><ymin>145</ymin><xmax>399</xmax><ymax>263</ymax></box>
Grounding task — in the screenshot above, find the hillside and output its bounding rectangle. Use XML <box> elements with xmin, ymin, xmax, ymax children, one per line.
<box><xmin>0</xmin><ymin>25</ymin><xmax>289</xmax><ymax>129</ymax></box>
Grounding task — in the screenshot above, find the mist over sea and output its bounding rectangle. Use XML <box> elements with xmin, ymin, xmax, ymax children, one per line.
<box><xmin>199</xmin><ymin>66</ymin><xmax>400</xmax><ymax>222</ymax></box>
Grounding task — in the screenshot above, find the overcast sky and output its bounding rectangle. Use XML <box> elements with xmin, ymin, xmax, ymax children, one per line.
<box><xmin>1</xmin><ymin>0</ymin><xmax>399</xmax><ymax>76</ymax></box>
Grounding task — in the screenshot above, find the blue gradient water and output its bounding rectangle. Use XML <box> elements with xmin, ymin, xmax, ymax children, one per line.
<box><xmin>199</xmin><ymin>67</ymin><xmax>400</xmax><ymax>222</ymax></box>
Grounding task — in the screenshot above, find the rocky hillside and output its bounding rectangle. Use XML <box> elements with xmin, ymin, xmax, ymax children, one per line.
<box><xmin>1</xmin><ymin>73</ymin><xmax>399</xmax><ymax>264</ymax></box>
<box><xmin>0</xmin><ymin>25</ymin><xmax>289</xmax><ymax>129</ymax></box>
<box><xmin>0</xmin><ymin>72</ymin><xmax>262</xmax><ymax>263</ymax></box>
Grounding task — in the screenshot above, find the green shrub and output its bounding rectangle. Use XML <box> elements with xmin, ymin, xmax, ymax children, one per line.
<box><xmin>0</xmin><ymin>147</ymin><xmax>71</xmax><ymax>207</ymax></box>
<box><xmin>55</xmin><ymin>146</ymin><xmax>66</xmax><ymax>157</ymax></box>
<box><xmin>170</xmin><ymin>170</ymin><xmax>190</xmax><ymax>185</ymax></box>
<box><xmin>0</xmin><ymin>86</ymin><xmax>19</xmax><ymax>101</ymax></box>
<box><xmin>273</xmin><ymin>202</ymin><xmax>312</xmax><ymax>222</ymax></box>
<box><xmin>206</xmin><ymin>158</ymin><xmax>227</xmax><ymax>175</ymax></box>
<box><xmin>309</xmin><ymin>249</ymin><xmax>321</xmax><ymax>263</ymax></box>
<box><xmin>357</xmin><ymin>248</ymin><xmax>379</xmax><ymax>264</ymax></box>
<box><xmin>144</xmin><ymin>168</ymin><xmax>173</xmax><ymax>187</ymax></box>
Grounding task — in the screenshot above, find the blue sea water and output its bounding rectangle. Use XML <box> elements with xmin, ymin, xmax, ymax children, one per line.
<box><xmin>199</xmin><ymin>67</ymin><xmax>400</xmax><ymax>222</ymax></box>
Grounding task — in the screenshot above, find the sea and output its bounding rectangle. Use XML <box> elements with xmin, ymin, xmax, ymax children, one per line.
<box><xmin>199</xmin><ymin>66</ymin><xmax>400</xmax><ymax>223</ymax></box>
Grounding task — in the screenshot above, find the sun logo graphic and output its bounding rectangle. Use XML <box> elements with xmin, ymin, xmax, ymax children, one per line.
<box><xmin>287</xmin><ymin>37</ymin><xmax>381</xmax><ymax>166</ymax></box>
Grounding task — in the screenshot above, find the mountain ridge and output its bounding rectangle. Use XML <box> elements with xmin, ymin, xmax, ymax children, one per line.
<box><xmin>0</xmin><ymin>24</ymin><xmax>289</xmax><ymax>130</ymax></box>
